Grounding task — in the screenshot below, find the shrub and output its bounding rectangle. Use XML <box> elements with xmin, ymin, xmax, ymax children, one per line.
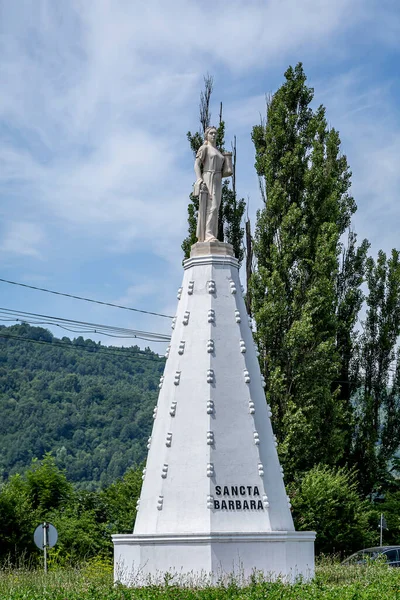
<box><xmin>289</xmin><ymin>465</ymin><xmax>377</xmax><ymax>556</ymax></box>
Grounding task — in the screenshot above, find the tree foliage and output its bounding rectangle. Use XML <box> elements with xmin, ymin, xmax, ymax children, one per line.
<box><xmin>0</xmin><ymin>472</ymin><xmax>34</xmax><ymax>560</ymax></box>
<box><xmin>0</xmin><ymin>456</ymin><xmax>142</xmax><ymax>564</ymax></box>
<box><xmin>290</xmin><ymin>465</ymin><xmax>377</xmax><ymax>556</ymax></box>
<box><xmin>250</xmin><ymin>63</ymin><xmax>364</xmax><ymax>479</ymax></box>
<box><xmin>334</xmin><ymin>230</ymin><xmax>370</xmax><ymax>457</ymax></box>
<box><xmin>25</xmin><ymin>455</ymin><xmax>73</xmax><ymax>512</ymax></box>
<box><xmin>251</xmin><ymin>63</ymin><xmax>400</xmax><ymax>499</ymax></box>
<box><xmin>0</xmin><ymin>323</ymin><xmax>163</xmax><ymax>488</ymax></box>
<box><xmin>352</xmin><ymin>249</ymin><xmax>400</xmax><ymax>495</ymax></box>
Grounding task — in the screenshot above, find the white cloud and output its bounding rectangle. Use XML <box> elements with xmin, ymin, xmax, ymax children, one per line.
<box><xmin>0</xmin><ymin>222</ymin><xmax>45</xmax><ymax>258</ymax></box>
<box><xmin>314</xmin><ymin>70</ymin><xmax>400</xmax><ymax>255</ymax></box>
<box><xmin>224</xmin><ymin>95</ymin><xmax>267</xmax><ymax>133</ymax></box>
<box><xmin>72</xmin><ymin>0</ymin><xmax>389</xmax><ymax>73</ymax></box>
<box><xmin>0</xmin><ymin>0</ymin><xmax>398</xmax><ymax>272</ymax></box>
<box><xmin>0</xmin><ymin>0</ymin><xmax>398</xmax><ymax>355</ymax></box>
<box><xmin>114</xmin><ymin>281</ymin><xmax>161</xmax><ymax>308</ymax></box>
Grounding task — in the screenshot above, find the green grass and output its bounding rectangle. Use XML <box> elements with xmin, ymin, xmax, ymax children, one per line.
<box><xmin>1</xmin><ymin>557</ymin><xmax>400</xmax><ymax>599</ymax></box>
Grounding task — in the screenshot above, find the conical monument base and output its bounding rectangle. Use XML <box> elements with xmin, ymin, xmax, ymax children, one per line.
<box><xmin>113</xmin><ymin>243</ymin><xmax>315</xmax><ymax>585</ymax></box>
<box><xmin>113</xmin><ymin>531</ymin><xmax>315</xmax><ymax>585</ymax></box>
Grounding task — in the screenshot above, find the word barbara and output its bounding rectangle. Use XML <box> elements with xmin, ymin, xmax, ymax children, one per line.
<box><xmin>214</xmin><ymin>499</ymin><xmax>264</xmax><ymax>510</ymax></box>
<box><xmin>214</xmin><ymin>485</ymin><xmax>264</xmax><ymax>510</ymax></box>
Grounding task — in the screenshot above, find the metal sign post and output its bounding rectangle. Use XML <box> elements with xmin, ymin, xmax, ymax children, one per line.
<box><xmin>379</xmin><ymin>513</ymin><xmax>388</xmax><ymax>546</ymax></box>
<box><xmin>33</xmin><ymin>522</ymin><xmax>58</xmax><ymax>573</ymax></box>
<box><xmin>43</xmin><ymin>522</ymin><xmax>48</xmax><ymax>573</ymax></box>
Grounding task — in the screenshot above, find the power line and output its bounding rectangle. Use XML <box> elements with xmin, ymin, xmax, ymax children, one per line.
<box><xmin>0</xmin><ymin>307</ymin><xmax>171</xmax><ymax>343</ymax></box>
<box><xmin>0</xmin><ymin>332</ymin><xmax>166</xmax><ymax>363</ymax></box>
<box><xmin>1</xmin><ymin>331</ymin><xmax>397</xmax><ymax>383</ymax></box>
<box><xmin>1</xmin><ymin>332</ymin><xmax>396</xmax><ymax>385</ymax></box>
<box><xmin>0</xmin><ymin>278</ymin><xmax>173</xmax><ymax>319</ymax></box>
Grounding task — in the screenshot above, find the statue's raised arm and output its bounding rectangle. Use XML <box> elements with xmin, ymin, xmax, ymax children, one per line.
<box><xmin>193</xmin><ymin>126</ymin><xmax>232</xmax><ymax>242</ymax></box>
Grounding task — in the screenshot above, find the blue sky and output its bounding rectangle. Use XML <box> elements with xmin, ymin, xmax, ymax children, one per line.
<box><xmin>0</xmin><ymin>0</ymin><xmax>399</xmax><ymax>351</ymax></box>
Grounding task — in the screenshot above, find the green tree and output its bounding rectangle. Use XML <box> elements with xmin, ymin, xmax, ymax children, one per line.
<box><xmin>0</xmin><ymin>456</ymin><xmax>74</xmax><ymax>563</ymax></box>
<box><xmin>182</xmin><ymin>75</ymin><xmax>245</xmax><ymax>260</ymax></box>
<box><xmin>49</xmin><ymin>489</ymin><xmax>111</xmax><ymax>563</ymax></box>
<box><xmin>334</xmin><ymin>230</ymin><xmax>370</xmax><ymax>458</ymax></box>
<box><xmin>101</xmin><ymin>466</ymin><xmax>142</xmax><ymax>534</ymax></box>
<box><xmin>250</xmin><ymin>63</ymin><xmax>364</xmax><ymax>479</ymax></box>
<box><xmin>0</xmin><ymin>323</ymin><xmax>162</xmax><ymax>488</ymax></box>
<box><xmin>0</xmin><ymin>474</ymin><xmax>35</xmax><ymax>561</ymax></box>
<box><xmin>0</xmin><ymin>459</ymin><xmax>143</xmax><ymax>564</ymax></box>
<box><xmin>352</xmin><ymin>249</ymin><xmax>400</xmax><ymax>496</ymax></box>
<box><xmin>25</xmin><ymin>454</ymin><xmax>73</xmax><ymax>513</ymax></box>
<box><xmin>290</xmin><ymin>465</ymin><xmax>376</xmax><ymax>556</ymax></box>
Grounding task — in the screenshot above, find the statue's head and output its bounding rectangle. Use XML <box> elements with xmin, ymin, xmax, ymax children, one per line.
<box><xmin>204</xmin><ymin>126</ymin><xmax>217</xmax><ymax>145</ymax></box>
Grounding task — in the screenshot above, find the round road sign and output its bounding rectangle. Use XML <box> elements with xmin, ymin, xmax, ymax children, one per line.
<box><xmin>34</xmin><ymin>522</ymin><xmax>58</xmax><ymax>549</ymax></box>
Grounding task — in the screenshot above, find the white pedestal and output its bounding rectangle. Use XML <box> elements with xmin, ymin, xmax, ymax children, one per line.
<box><xmin>114</xmin><ymin>531</ymin><xmax>315</xmax><ymax>585</ymax></box>
<box><xmin>113</xmin><ymin>243</ymin><xmax>315</xmax><ymax>585</ymax></box>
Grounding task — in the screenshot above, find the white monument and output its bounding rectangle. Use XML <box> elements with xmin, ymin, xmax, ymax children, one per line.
<box><xmin>112</xmin><ymin>131</ymin><xmax>315</xmax><ymax>585</ymax></box>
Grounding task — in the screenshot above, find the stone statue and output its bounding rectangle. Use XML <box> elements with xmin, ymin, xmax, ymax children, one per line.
<box><xmin>193</xmin><ymin>126</ymin><xmax>233</xmax><ymax>242</ymax></box>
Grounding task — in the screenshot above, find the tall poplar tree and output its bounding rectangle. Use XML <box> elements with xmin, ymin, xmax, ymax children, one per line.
<box><xmin>335</xmin><ymin>231</ymin><xmax>370</xmax><ymax>457</ymax></box>
<box><xmin>250</xmin><ymin>64</ymin><xmax>367</xmax><ymax>479</ymax></box>
<box><xmin>182</xmin><ymin>76</ymin><xmax>245</xmax><ymax>261</ymax></box>
<box><xmin>352</xmin><ymin>249</ymin><xmax>400</xmax><ymax>495</ymax></box>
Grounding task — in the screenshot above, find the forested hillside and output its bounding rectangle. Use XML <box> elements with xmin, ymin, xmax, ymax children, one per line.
<box><xmin>0</xmin><ymin>323</ymin><xmax>164</xmax><ymax>488</ymax></box>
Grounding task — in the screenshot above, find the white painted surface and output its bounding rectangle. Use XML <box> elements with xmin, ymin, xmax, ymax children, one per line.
<box><xmin>114</xmin><ymin>532</ymin><xmax>315</xmax><ymax>585</ymax></box>
<box><xmin>113</xmin><ymin>248</ymin><xmax>315</xmax><ymax>584</ymax></box>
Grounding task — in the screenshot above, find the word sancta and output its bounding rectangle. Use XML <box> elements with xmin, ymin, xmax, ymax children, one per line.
<box><xmin>214</xmin><ymin>485</ymin><xmax>264</xmax><ymax>510</ymax></box>
<box><xmin>215</xmin><ymin>485</ymin><xmax>260</xmax><ymax>497</ymax></box>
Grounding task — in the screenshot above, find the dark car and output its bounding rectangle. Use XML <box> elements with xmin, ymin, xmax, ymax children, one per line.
<box><xmin>342</xmin><ymin>546</ymin><xmax>400</xmax><ymax>567</ymax></box>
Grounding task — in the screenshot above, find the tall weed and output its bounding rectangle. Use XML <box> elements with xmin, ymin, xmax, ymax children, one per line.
<box><xmin>1</xmin><ymin>559</ymin><xmax>400</xmax><ymax>599</ymax></box>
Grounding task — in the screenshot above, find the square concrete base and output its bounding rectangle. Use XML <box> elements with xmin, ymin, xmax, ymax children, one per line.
<box><xmin>190</xmin><ymin>240</ymin><xmax>234</xmax><ymax>257</ymax></box>
<box><xmin>113</xmin><ymin>531</ymin><xmax>315</xmax><ymax>586</ymax></box>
